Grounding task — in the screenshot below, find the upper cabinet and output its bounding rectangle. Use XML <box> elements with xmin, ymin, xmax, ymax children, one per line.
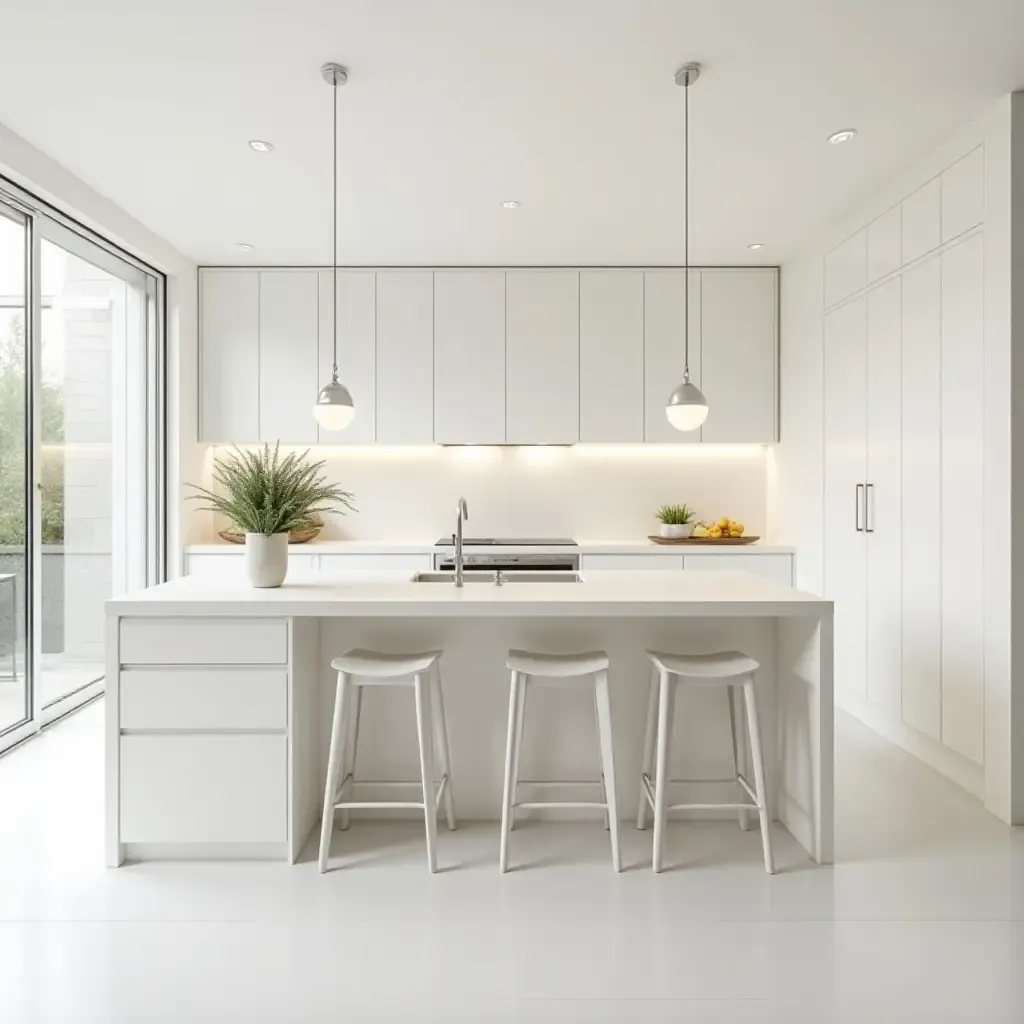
<box><xmin>824</xmin><ymin>229</ymin><xmax>867</xmax><ymax>308</ymax></box>
<box><xmin>505</xmin><ymin>270</ymin><xmax>579</xmax><ymax>445</ymax></box>
<box><xmin>200</xmin><ymin>265</ymin><xmax>779</xmax><ymax>445</ymax></box>
<box><xmin>579</xmin><ymin>271</ymin><xmax>644</xmax><ymax>442</ymax></box>
<box><xmin>901</xmin><ymin>178</ymin><xmax>941</xmax><ymax>265</ymax></box>
<box><xmin>433</xmin><ymin>270</ymin><xmax>506</xmax><ymax>444</ymax></box>
<box><xmin>375</xmin><ymin>271</ymin><xmax>434</xmax><ymax>444</ymax></box>
<box><xmin>940</xmin><ymin>147</ymin><xmax>983</xmax><ymax>243</ymax></box>
<box><xmin>200</xmin><ymin>270</ymin><xmax>259</xmax><ymax>442</ymax></box>
<box><xmin>644</xmin><ymin>270</ymin><xmax>701</xmax><ymax>443</ymax></box>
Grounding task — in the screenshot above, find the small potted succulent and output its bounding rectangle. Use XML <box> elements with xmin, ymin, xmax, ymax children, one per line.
<box><xmin>655</xmin><ymin>503</ymin><xmax>696</xmax><ymax>539</ymax></box>
<box><xmin>188</xmin><ymin>444</ymin><xmax>355</xmax><ymax>588</ymax></box>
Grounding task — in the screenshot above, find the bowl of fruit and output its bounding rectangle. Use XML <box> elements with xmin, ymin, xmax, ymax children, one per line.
<box><xmin>692</xmin><ymin>517</ymin><xmax>747</xmax><ymax>540</ymax></box>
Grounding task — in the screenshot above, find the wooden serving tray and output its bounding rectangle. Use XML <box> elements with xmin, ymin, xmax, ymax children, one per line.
<box><xmin>648</xmin><ymin>535</ymin><xmax>760</xmax><ymax>546</ymax></box>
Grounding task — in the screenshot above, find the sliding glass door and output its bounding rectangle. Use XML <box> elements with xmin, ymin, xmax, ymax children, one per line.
<box><xmin>0</xmin><ymin>203</ymin><xmax>30</xmax><ymax>742</ymax></box>
<box><xmin>0</xmin><ymin>187</ymin><xmax>164</xmax><ymax>752</ymax></box>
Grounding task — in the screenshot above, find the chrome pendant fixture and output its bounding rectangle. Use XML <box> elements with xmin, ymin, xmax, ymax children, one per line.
<box><xmin>666</xmin><ymin>62</ymin><xmax>709</xmax><ymax>433</ymax></box>
<box><xmin>313</xmin><ymin>62</ymin><xmax>356</xmax><ymax>431</ymax></box>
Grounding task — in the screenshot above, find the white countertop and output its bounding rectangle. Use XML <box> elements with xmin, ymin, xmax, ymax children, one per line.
<box><xmin>184</xmin><ymin>539</ymin><xmax>796</xmax><ymax>556</ymax></box>
<box><xmin>108</xmin><ymin>570</ymin><xmax>828</xmax><ymax>618</ymax></box>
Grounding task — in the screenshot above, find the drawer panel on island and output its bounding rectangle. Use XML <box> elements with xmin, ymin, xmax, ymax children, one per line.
<box><xmin>682</xmin><ymin>553</ymin><xmax>793</xmax><ymax>586</ymax></box>
<box><xmin>120</xmin><ymin>668</ymin><xmax>288</xmax><ymax>731</ymax></box>
<box><xmin>119</xmin><ymin>618</ymin><xmax>288</xmax><ymax>666</ymax></box>
<box><xmin>120</xmin><ymin>734</ymin><xmax>287</xmax><ymax>843</ymax></box>
<box><xmin>582</xmin><ymin>554</ymin><xmax>684</xmax><ymax>571</ymax></box>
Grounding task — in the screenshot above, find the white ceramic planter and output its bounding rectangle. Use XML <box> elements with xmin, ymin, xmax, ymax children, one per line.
<box><xmin>245</xmin><ymin>533</ymin><xmax>289</xmax><ymax>588</ymax></box>
<box><xmin>659</xmin><ymin>523</ymin><xmax>694</xmax><ymax>539</ymax></box>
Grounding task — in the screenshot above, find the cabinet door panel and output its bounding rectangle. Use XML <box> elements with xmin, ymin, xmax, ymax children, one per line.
<box><xmin>941</xmin><ymin>147</ymin><xmax>984</xmax><ymax>243</ymax></box>
<box><xmin>318</xmin><ymin>271</ymin><xmax>376</xmax><ymax>444</ymax></box>
<box><xmin>866</xmin><ymin>278</ymin><xmax>902</xmax><ymax>715</ymax></box>
<box><xmin>683</xmin><ymin>554</ymin><xmax>792</xmax><ymax>586</ymax></box>
<box><xmin>867</xmin><ymin>206</ymin><xmax>902</xmax><ymax>283</ymax></box>
<box><xmin>433</xmin><ymin>271</ymin><xmax>505</xmax><ymax>444</ymax></box>
<box><xmin>824</xmin><ymin>229</ymin><xmax>867</xmax><ymax>307</ymax></box>
<box><xmin>505</xmin><ymin>270</ymin><xmax>579</xmax><ymax>444</ymax></box>
<box><xmin>200</xmin><ymin>270</ymin><xmax>259</xmax><ymax>441</ymax></box>
<box><xmin>701</xmin><ymin>269</ymin><xmax>778</xmax><ymax>443</ymax></box>
<box><xmin>902</xmin><ymin>179</ymin><xmax>941</xmax><ymax>265</ymax></box>
<box><xmin>644</xmin><ymin>270</ymin><xmax>700</xmax><ymax>443</ymax></box>
<box><xmin>578</xmin><ymin>271</ymin><xmax>644</xmax><ymax>441</ymax></box>
<box><xmin>940</xmin><ymin>235</ymin><xmax>984</xmax><ymax>763</ymax></box>
<box><xmin>824</xmin><ymin>297</ymin><xmax>867</xmax><ymax>701</ymax></box>
<box><xmin>375</xmin><ymin>271</ymin><xmax>434</xmax><ymax>444</ymax></box>
<box><xmin>259</xmin><ymin>271</ymin><xmax>319</xmax><ymax>443</ymax></box>
<box><xmin>900</xmin><ymin>257</ymin><xmax>942</xmax><ymax>740</ymax></box>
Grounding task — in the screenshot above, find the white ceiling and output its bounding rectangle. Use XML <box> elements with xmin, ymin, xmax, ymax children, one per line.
<box><xmin>2</xmin><ymin>0</ymin><xmax>1023</xmax><ymax>267</ymax></box>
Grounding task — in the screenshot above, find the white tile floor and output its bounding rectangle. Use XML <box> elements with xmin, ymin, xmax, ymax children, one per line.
<box><xmin>0</xmin><ymin>700</ymin><xmax>1021</xmax><ymax>1023</ymax></box>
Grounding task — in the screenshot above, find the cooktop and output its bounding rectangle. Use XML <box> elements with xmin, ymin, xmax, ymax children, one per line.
<box><xmin>433</xmin><ymin>537</ymin><xmax>578</xmax><ymax>547</ymax></box>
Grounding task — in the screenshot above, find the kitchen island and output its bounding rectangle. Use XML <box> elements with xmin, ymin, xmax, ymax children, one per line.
<box><xmin>104</xmin><ymin>570</ymin><xmax>833</xmax><ymax>868</ymax></box>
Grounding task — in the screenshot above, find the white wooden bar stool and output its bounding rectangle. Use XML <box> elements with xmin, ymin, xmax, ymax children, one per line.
<box><xmin>500</xmin><ymin>649</ymin><xmax>621</xmax><ymax>873</ymax></box>
<box><xmin>318</xmin><ymin>649</ymin><xmax>456</xmax><ymax>874</ymax></box>
<box><xmin>637</xmin><ymin>649</ymin><xmax>774</xmax><ymax>874</ymax></box>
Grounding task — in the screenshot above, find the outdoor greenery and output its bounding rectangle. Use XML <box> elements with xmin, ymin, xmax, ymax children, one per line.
<box><xmin>188</xmin><ymin>443</ymin><xmax>356</xmax><ymax>535</ymax></box>
<box><xmin>655</xmin><ymin>503</ymin><xmax>696</xmax><ymax>525</ymax></box>
<box><xmin>0</xmin><ymin>313</ymin><xmax>65</xmax><ymax>546</ymax></box>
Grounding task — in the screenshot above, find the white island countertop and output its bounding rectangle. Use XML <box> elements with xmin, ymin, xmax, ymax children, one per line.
<box><xmin>108</xmin><ymin>570</ymin><xmax>828</xmax><ymax>618</ymax></box>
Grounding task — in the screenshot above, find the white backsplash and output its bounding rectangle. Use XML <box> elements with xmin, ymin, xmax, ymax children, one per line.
<box><xmin>196</xmin><ymin>444</ymin><xmax>769</xmax><ymax>541</ymax></box>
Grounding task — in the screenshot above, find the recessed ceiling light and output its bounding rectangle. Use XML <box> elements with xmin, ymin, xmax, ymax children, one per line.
<box><xmin>502</xmin><ymin>200</ymin><xmax>520</xmax><ymax>209</ymax></box>
<box><xmin>248</xmin><ymin>140</ymin><xmax>275</xmax><ymax>153</ymax></box>
<box><xmin>827</xmin><ymin>129</ymin><xmax>858</xmax><ymax>145</ymax></box>
<box><xmin>747</xmin><ymin>242</ymin><xmax>764</xmax><ymax>251</ymax></box>
<box><xmin>236</xmin><ymin>242</ymin><xmax>255</xmax><ymax>252</ymax></box>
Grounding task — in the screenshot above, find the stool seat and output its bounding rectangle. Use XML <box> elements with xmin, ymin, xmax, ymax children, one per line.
<box><xmin>331</xmin><ymin>649</ymin><xmax>442</xmax><ymax>678</ymax></box>
<box><xmin>506</xmin><ymin>649</ymin><xmax>609</xmax><ymax>677</ymax></box>
<box><xmin>645</xmin><ymin>650</ymin><xmax>759</xmax><ymax>680</ymax></box>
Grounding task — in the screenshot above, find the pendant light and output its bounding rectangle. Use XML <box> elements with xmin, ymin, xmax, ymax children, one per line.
<box><xmin>666</xmin><ymin>62</ymin><xmax>709</xmax><ymax>432</ymax></box>
<box><xmin>313</xmin><ymin>62</ymin><xmax>356</xmax><ymax>431</ymax></box>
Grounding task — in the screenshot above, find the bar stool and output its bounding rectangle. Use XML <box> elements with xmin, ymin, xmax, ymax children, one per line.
<box><xmin>500</xmin><ymin>649</ymin><xmax>621</xmax><ymax>873</ymax></box>
<box><xmin>318</xmin><ymin>649</ymin><xmax>456</xmax><ymax>874</ymax></box>
<box><xmin>637</xmin><ymin>649</ymin><xmax>775</xmax><ymax>874</ymax></box>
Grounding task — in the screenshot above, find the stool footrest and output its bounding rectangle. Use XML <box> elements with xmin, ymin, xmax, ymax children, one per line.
<box><xmin>514</xmin><ymin>801</ymin><xmax>610</xmax><ymax>811</ymax></box>
<box><xmin>516</xmin><ymin>779</ymin><xmax>604</xmax><ymax>788</ymax></box>
<box><xmin>641</xmin><ymin>772</ymin><xmax>762</xmax><ymax>813</ymax></box>
<box><xmin>335</xmin><ymin>775</ymin><xmax>449</xmax><ymax>811</ymax></box>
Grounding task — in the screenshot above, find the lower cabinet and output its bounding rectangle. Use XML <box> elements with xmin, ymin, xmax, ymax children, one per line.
<box><xmin>184</xmin><ymin>551</ymin><xmax>432</xmax><ymax>576</ymax></box>
<box><xmin>582</xmin><ymin>554</ymin><xmax>684</xmax><ymax>571</ymax></box>
<box><xmin>682</xmin><ymin>554</ymin><xmax>793</xmax><ymax>586</ymax></box>
<box><xmin>120</xmin><ymin>733</ymin><xmax>287</xmax><ymax>843</ymax></box>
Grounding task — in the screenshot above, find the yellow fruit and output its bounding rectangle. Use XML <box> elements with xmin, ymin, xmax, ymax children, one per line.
<box><xmin>733</xmin><ymin>523</ymin><xmax>744</xmax><ymax>535</ymax></box>
<box><xmin>709</xmin><ymin>526</ymin><xmax>723</xmax><ymax>538</ymax></box>
<box><xmin>692</xmin><ymin>525</ymin><xmax>709</xmax><ymax>538</ymax></box>
<box><xmin>729</xmin><ymin>530</ymin><xmax>742</xmax><ymax>538</ymax></box>
<box><xmin>718</xmin><ymin>517</ymin><xmax>730</xmax><ymax>529</ymax></box>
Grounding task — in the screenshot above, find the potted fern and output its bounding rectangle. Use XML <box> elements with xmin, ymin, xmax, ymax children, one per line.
<box><xmin>188</xmin><ymin>444</ymin><xmax>355</xmax><ymax>588</ymax></box>
<box><xmin>656</xmin><ymin>503</ymin><xmax>696</xmax><ymax>539</ymax></box>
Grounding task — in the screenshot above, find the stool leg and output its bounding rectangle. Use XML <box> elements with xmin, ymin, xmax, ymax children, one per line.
<box><xmin>509</xmin><ymin>674</ymin><xmax>528</xmax><ymax>831</ymax></box>
<box><xmin>413</xmin><ymin>673</ymin><xmax>439</xmax><ymax>874</ymax></box>
<box><xmin>652</xmin><ymin>669</ymin><xmax>676</xmax><ymax>873</ymax></box>
<box><xmin>727</xmin><ymin>684</ymin><xmax>751</xmax><ymax>832</ymax></box>
<box><xmin>339</xmin><ymin>684</ymin><xmax>362</xmax><ymax>831</ymax></box>
<box><xmin>743</xmin><ymin>675</ymin><xmax>776</xmax><ymax>875</ymax></box>
<box><xmin>593</xmin><ymin>669</ymin><xmax>621</xmax><ymax>872</ymax></box>
<box><xmin>319</xmin><ymin>672</ymin><xmax>351</xmax><ymax>873</ymax></box>
<box><xmin>591</xmin><ymin>685</ymin><xmax>609</xmax><ymax>830</ymax></box>
<box><xmin>500</xmin><ymin>670</ymin><xmax>523</xmax><ymax>873</ymax></box>
<box><xmin>429</xmin><ymin>665</ymin><xmax>457</xmax><ymax>831</ymax></box>
<box><xmin>637</xmin><ymin>664</ymin><xmax>658</xmax><ymax>830</ymax></box>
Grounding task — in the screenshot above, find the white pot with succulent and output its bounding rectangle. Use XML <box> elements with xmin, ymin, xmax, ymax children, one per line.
<box><xmin>656</xmin><ymin>503</ymin><xmax>696</xmax><ymax>539</ymax></box>
<box><xmin>189</xmin><ymin>443</ymin><xmax>355</xmax><ymax>588</ymax></box>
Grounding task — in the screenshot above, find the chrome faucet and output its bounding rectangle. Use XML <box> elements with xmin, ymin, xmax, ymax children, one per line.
<box><xmin>454</xmin><ymin>497</ymin><xmax>469</xmax><ymax>588</ymax></box>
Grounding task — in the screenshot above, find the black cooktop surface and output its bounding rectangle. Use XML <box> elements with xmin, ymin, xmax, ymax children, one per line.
<box><xmin>433</xmin><ymin>537</ymin><xmax>577</xmax><ymax>547</ymax></box>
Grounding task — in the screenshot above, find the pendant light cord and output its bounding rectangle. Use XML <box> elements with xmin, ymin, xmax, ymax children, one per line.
<box><xmin>331</xmin><ymin>70</ymin><xmax>339</xmax><ymax>383</ymax></box>
<box><xmin>683</xmin><ymin>70</ymin><xmax>690</xmax><ymax>382</ymax></box>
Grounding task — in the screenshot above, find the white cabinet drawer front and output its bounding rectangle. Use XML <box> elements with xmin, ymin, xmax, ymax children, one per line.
<box><xmin>318</xmin><ymin>553</ymin><xmax>432</xmax><ymax>572</ymax></box>
<box><xmin>683</xmin><ymin>553</ymin><xmax>793</xmax><ymax>586</ymax></box>
<box><xmin>120</xmin><ymin>734</ymin><xmax>287</xmax><ymax>843</ymax></box>
<box><xmin>120</xmin><ymin>668</ymin><xmax>287</xmax><ymax>731</ymax></box>
<box><xmin>186</xmin><ymin>554</ymin><xmax>315</xmax><ymax>577</ymax></box>
<box><xmin>119</xmin><ymin>618</ymin><xmax>288</xmax><ymax>665</ymax></box>
<box><xmin>583</xmin><ymin>554</ymin><xmax>683</xmax><ymax>571</ymax></box>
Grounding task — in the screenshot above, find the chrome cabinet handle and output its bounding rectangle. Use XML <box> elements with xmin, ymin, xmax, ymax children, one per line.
<box><xmin>855</xmin><ymin>483</ymin><xmax>864</xmax><ymax>532</ymax></box>
<box><xmin>865</xmin><ymin>483</ymin><xmax>874</xmax><ymax>533</ymax></box>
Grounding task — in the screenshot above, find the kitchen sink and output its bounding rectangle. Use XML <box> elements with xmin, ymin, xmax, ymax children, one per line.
<box><xmin>412</xmin><ymin>571</ymin><xmax>583</xmax><ymax>584</ymax></box>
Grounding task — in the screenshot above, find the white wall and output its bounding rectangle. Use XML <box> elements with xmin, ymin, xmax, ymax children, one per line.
<box><xmin>0</xmin><ymin>119</ymin><xmax>200</xmax><ymax>574</ymax></box>
<box><xmin>774</xmin><ymin>96</ymin><xmax>1020</xmax><ymax>823</ymax></box>
<box><xmin>195</xmin><ymin>444</ymin><xmax>770</xmax><ymax>542</ymax></box>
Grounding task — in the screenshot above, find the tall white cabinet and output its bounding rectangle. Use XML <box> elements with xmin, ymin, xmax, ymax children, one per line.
<box><xmin>823</xmin><ymin>178</ymin><xmax>985</xmax><ymax>769</ymax></box>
